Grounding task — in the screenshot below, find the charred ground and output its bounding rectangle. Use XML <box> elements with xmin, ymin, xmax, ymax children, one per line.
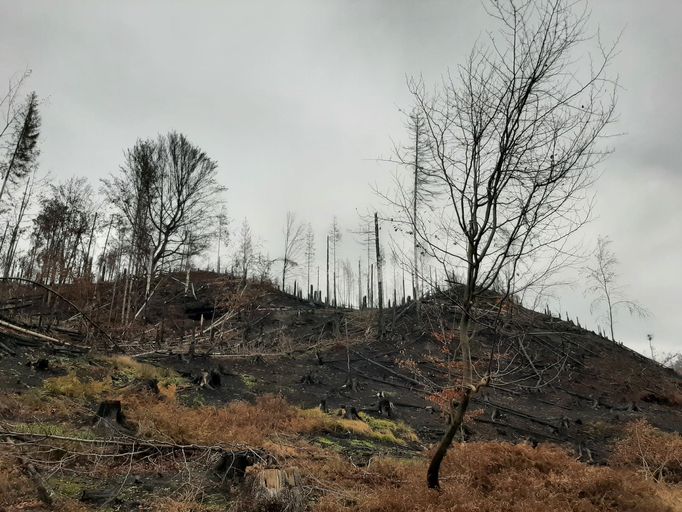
<box><xmin>0</xmin><ymin>272</ymin><xmax>680</xmax><ymax>511</ymax></box>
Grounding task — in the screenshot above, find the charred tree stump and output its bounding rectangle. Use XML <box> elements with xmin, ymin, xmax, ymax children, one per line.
<box><xmin>96</xmin><ymin>400</ymin><xmax>124</xmax><ymax>423</ymax></box>
<box><xmin>214</xmin><ymin>452</ymin><xmax>255</xmax><ymax>483</ymax></box>
<box><xmin>339</xmin><ymin>405</ymin><xmax>363</xmax><ymax>421</ymax></box>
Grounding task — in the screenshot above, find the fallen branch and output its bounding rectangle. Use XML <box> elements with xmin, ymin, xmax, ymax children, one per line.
<box><xmin>0</xmin><ymin>428</ymin><xmax>266</xmax><ymax>460</ymax></box>
<box><xmin>0</xmin><ymin>318</ymin><xmax>89</xmax><ymax>350</ymax></box>
<box><xmin>4</xmin><ymin>436</ymin><xmax>56</xmax><ymax>506</ymax></box>
<box><xmin>350</xmin><ymin>349</ymin><xmax>424</xmax><ymax>387</ymax></box>
<box><xmin>0</xmin><ymin>277</ymin><xmax>118</xmax><ymax>350</ymax></box>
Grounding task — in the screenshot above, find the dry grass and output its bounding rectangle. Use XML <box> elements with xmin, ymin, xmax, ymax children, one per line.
<box><xmin>126</xmin><ymin>394</ymin><xmax>417</xmax><ymax>448</ymax></box>
<box><xmin>1</xmin><ymin>384</ymin><xmax>679</xmax><ymax>512</ymax></box>
<box><xmin>104</xmin><ymin>355</ymin><xmax>183</xmax><ymax>385</ymax></box>
<box><xmin>311</xmin><ymin>442</ymin><xmax>677</xmax><ymax>512</ymax></box>
<box><xmin>42</xmin><ymin>373</ymin><xmax>112</xmax><ymax>400</ymax></box>
<box><xmin>610</xmin><ymin>419</ymin><xmax>682</xmax><ymax>483</ymax></box>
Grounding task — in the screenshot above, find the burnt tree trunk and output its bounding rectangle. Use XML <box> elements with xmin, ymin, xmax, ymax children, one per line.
<box><xmin>374</xmin><ymin>213</ymin><xmax>384</xmax><ymax>340</ymax></box>
<box><xmin>426</xmin><ymin>388</ymin><xmax>472</xmax><ymax>489</ymax></box>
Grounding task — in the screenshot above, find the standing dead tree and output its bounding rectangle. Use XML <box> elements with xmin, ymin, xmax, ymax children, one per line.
<box><xmin>374</xmin><ymin>212</ymin><xmax>384</xmax><ymax>338</ymax></box>
<box><xmin>216</xmin><ymin>206</ymin><xmax>230</xmax><ymax>274</ymax></box>
<box><xmin>328</xmin><ymin>217</ymin><xmax>342</xmax><ymax>307</ymax></box>
<box><xmin>391</xmin><ymin>0</ymin><xmax>618</xmax><ymax>489</ymax></box>
<box><xmin>0</xmin><ymin>87</ymin><xmax>40</xmax><ymax>207</ymax></box>
<box><xmin>234</xmin><ymin>219</ymin><xmax>257</xmax><ymax>283</ymax></box>
<box><xmin>385</xmin><ymin>107</ymin><xmax>437</xmax><ymax>317</ymax></box>
<box><xmin>281</xmin><ymin>211</ymin><xmax>305</xmax><ymax>293</ymax></box>
<box><xmin>584</xmin><ymin>236</ymin><xmax>648</xmax><ymax>341</ymax></box>
<box><xmin>304</xmin><ymin>223</ymin><xmax>315</xmax><ymax>300</ymax></box>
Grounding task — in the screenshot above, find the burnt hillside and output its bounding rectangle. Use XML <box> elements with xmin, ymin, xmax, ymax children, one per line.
<box><xmin>1</xmin><ymin>272</ymin><xmax>679</xmax><ymax>463</ymax></box>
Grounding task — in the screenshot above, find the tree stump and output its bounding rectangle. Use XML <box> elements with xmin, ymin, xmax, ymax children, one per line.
<box><xmin>254</xmin><ymin>467</ymin><xmax>301</xmax><ymax>497</ymax></box>
<box><xmin>95</xmin><ymin>400</ymin><xmax>124</xmax><ymax>424</ymax></box>
<box><xmin>339</xmin><ymin>405</ymin><xmax>362</xmax><ymax>421</ymax></box>
<box><xmin>93</xmin><ymin>400</ymin><xmax>131</xmax><ymax>434</ymax></box>
<box><xmin>237</xmin><ymin>467</ymin><xmax>305</xmax><ymax>512</ymax></box>
<box><xmin>214</xmin><ymin>452</ymin><xmax>254</xmax><ymax>483</ymax></box>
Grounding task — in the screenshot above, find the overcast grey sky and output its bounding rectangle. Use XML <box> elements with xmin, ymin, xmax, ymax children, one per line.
<box><xmin>1</xmin><ymin>0</ymin><xmax>680</xmax><ymax>355</ymax></box>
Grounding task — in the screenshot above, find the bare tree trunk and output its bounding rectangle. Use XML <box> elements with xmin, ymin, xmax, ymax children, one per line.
<box><xmin>426</xmin><ymin>388</ymin><xmax>472</xmax><ymax>489</ymax></box>
<box><xmin>370</xmin><ymin>264</ymin><xmax>374</xmax><ymax>308</ymax></box>
<box><xmin>374</xmin><ymin>213</ymin><xmax>384</xmax><ymax>339</ymax></box>
<box><xmin>358</xmin><ymin>259</ymin><xmax>362</xmax><ymax>310</ymax></box>
<box><xmin>121</xmin><ymin>268</ymin><xmax>129</xmax><ymax>322</ymax></box>
<box><xmin>459</xmin><ymin>313</ymin><xmax>473</xmax><ymax>386</ymax></box>
<box><xmin>99</xmin><ymin>216</ymin><xmax>113</xmax><ymax>282</ymax></box>
<box><xmin>333</xmin><ymin>241</ymin><xmax>337</xmax><ymax>308</ymax></box>
<box><xmin>325</xmin><ymin>235</ymin><xmax>330</xmax><ymax>306</ymax></box>
<box><xmin>0</xmin><ymin>222</ymin><xmax>9</xmax><ymax>262</ymax></box>
<box><xmin>413</xmin><ymin>126</ymin><xmax>421</xmax><ymax>320</ymax></box>
<box><xmin>3</xmin><ymin>175</ymin><xmax>33</xmax><ymax>278</ymax></box>
<box><xmin>82</xmin><ymin>211</ymin><xmax>98</xmax><ymax>278</ymax></box>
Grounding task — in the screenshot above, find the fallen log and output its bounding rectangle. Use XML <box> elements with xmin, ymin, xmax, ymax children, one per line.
<box><xmin>0</xmin><ymin>276</ymin><xmax>118</xmax><ymax>350</ymax></box>
<box><xmin>0</xmin><ymin>318</ymin><xmax>89</xmax><ymax>350</ymax></box>
<box><xmin>350</xmin><ymin>349</ymin><xmax>424</xmax><ymax>387</ymax></box>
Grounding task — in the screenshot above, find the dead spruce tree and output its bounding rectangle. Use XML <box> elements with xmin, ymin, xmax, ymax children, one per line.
<box><xmin>304</xmin><ymin>223</ymin><xmax>315</xmax><ymax>299</ymax></box>
<box><xmin>0</xmin><ymin>90</ymin><xmax>40</xmax><ymax>206</ymax></box>
<box><xmin>388</xmin><ymin>107</ymin><xmax>437</xmax><ymax>318</ymax></box>
<box><xmin>391</xmin><ymin>0</ymin><xmax>618</xmax><ymax>489</ymax></box>
<box><xmin>103</xmin><ymin>131</ymin><xmax>224</xmax><ymax>300</ymax></box>
<box><xmin>584</xmin><ymin>236</ymin><xmax>648</xmax><ymax>342</ymax></box>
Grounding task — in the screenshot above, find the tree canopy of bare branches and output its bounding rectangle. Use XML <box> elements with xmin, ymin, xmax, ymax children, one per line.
<box><xmin>103</xmin><ymin>131</ymin><xmax>224</xmax><ymax>297</ymax></box>
<box><xmin>30</xmin><ymin>177</ymin><xmax>96</xmax><ymax>285</ymax></box>
<box><xmin>281</xmin><ymin>211</ymin><xmax>305</xmax><ymax>293</ymax></box>
<box><xmin>390</xmin><ymin>0</ymin><xmax>618</xmax><ymax>489</ymax></box>
<box><xmin>584</xmin><ymin>236</ymin><xmax>648</xmax><ymax>342</ymax></box>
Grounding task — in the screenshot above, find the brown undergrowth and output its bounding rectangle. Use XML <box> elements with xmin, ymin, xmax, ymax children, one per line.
<box><xmin>610</xmin><ymin>419</ymin><xmax>682</xmax><ymax>483</ymax></box>
<box><xmin>1</xmin><ymin>361</ymin><xmax>679</xmax><ymax>511</ymax></box>
<box><xmin>311</xmin><ymin>443</ymin><xmax>680</xmax><ymax>512</ymax></box>
<box><xmin>126</xmin><ymin>393</ymin><xmax>417</xmax><ymax>450</ymax></box>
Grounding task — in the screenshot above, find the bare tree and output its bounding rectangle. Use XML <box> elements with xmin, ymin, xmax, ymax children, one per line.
<box><xmin>584</xmin><ymin>236</ymin><xmax>648</xmax><ymax>341</ymax></box>
<box><xmin>2</xmin><ymin>167</ymin><xmax>38</xmax><ymax>278</ymax></box>
<box><xmin>31</xmin><ymin>177</ymin><xmax>96</xmax><ymax>285</ymax></box>
<box><xmin>281</xmin><ymin>211</ymin><xmax>305</xmax><ymax>293</ymax></box>
<box><xmin>328</xmin><ymin>217</ymin><xmax>342</xmax><ymax>307</ymax></box>
<box><xmin>304</xmin><ymin>223</ymin><xmax>315</xmax><ymax>299</ymax></box>
<box><xmin>216</xmin><ymin>206</ymin><xmax>230</xmax><ymax>273</ymax></box>
<box><xmin>390</xmin><ymin>108</ymin><xmax>437</xmax><ymax>317</ymax></box>
<box><xmin>103</xmin><ymin>131</ymin><xmax>224</xmax><ymax>299</ymax></box>
<box><xmin>234</xmin><ymin>219</ymin><xmax>256</xmax><ymax>283</ymax></box>
<box><xmin>254</xmin><ymin>252</ymin><xmax>274</xmax><ymax>283</ymax></box>
<box><xmin>391</xmin><ymin>0</ymin><xmax>617</xmax><ymax>489</ymax></box>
